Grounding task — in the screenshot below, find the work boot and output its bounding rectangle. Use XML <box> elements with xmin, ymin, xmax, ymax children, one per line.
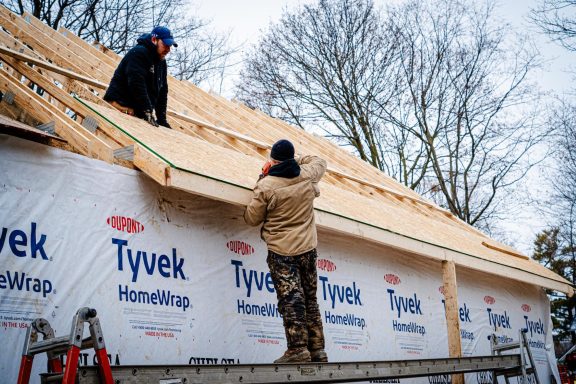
<box><xmin>310</xmin><ymin>349</ymin><xmax>328</xmax><ymax>362</ymax></box>
<box><xmin>273</xmin><ymin>347</ymin><xmax>311</xmax><ymax>363</ymax></box>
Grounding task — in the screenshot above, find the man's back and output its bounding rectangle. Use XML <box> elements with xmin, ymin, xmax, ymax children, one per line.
<box><xmin>244</xmin><ymin>155</ymin><xmax>326</xmax><ymax>256</ymax></box>
<box><xmin>244</xmin><ymin>140</ymin><xmax>329</xmax><ymax>364</ymax></box>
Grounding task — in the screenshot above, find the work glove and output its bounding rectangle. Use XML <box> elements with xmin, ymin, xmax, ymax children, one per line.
<box><xmin>143</xmin><ymin>110</ymin><xmax>159</xmax><ymax>127</ymax></box>
<box><xmin>259</xmin><ymin>160</ymin><xmax>273</xmax><ymax>180</ymax></box>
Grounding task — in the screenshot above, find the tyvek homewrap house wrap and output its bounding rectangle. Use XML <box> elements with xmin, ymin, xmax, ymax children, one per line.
<box><xmin>0</xmin><ymin>134</ymin><xmax>564</xmax><ymax>384</ymax></box>
<box><xmin>0</xmin><ymin>7</ymin><xmax>573</xmax><ymax>384</ymax></box>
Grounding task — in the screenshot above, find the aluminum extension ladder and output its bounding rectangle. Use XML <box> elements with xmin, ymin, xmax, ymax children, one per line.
<box><xmin>17</xmin><ymin>307</ymin><xmax>114</xmax><ymax>384</ymax></box>
<box><xmin>491</xmin><ymin>329</ymin><xmax>540</xmax><ymax>384</ymax></box>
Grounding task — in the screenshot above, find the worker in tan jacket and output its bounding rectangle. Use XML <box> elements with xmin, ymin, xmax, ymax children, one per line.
<box><xmin>244</xmin><ymin>139</ymin><xmax>328</xmax><ymax>364</ymax></box>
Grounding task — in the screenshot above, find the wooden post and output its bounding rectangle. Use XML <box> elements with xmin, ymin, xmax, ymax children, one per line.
<box><xmin>442</xmin><ymin>260</ymin><xmax>464</xmax><ymax>384</ymax></box>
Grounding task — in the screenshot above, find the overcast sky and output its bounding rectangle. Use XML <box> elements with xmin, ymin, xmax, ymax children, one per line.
<box><xmin>190</xmin><ymin>0</ymin><xmax>574</xmax><ymax>253</ymax></box>
<box><xmin>192</xmin><ymin>0</ymin><xmax>573</xmax><ymax>96</ymax></box>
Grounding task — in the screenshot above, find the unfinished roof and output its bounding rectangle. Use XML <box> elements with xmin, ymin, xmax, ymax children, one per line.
<box><xmin>0</xmin><ymin>7</ymin><xmax>572</xmax><ymax>294</ymax></box>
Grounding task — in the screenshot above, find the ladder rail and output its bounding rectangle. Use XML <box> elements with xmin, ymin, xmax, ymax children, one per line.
<box><xmin>41</xmin><ymin>354</ymin><xmax>523</xmax><ymax>384</ymax></box>
<box><xmin>521</xmin><ymin>331</ymin><xmax>541</xmax><ymax>384</ymax></box>
<box><xmin>491</xmin><ymin>329</ymin><xmax>540</xmax><ymax>384</ymax></box>
<box><xmin>492</xmin><ymin>343</ymin><xmax>522</xmax><ymax>352</ymax></box>
<box><xmin>28</xmin><ymin>336</ymin><xmax>95</xmax><ymax>356</ymax></box>
<box><xmin>519</xmin><ymin>332</ymin><xmax>528</xmax><ymax>384</ymax></box>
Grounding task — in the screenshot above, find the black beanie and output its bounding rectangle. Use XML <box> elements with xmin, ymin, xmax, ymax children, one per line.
<box><xmin>270</xmin><ymin>139</ymin><xmax>295</xmax><ymax>161</ymax></box>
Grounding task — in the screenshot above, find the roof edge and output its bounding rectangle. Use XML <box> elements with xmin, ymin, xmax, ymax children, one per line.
<box><xmin>134</xmin><ymin>146</ymin><xmax>573</xmax><ymax>295</ymax></box>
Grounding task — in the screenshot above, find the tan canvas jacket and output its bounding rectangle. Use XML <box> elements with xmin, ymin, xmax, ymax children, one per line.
<box><xmin>244</xmin><ymin>155</ymin><xmax>327</xmax><ymax>256</ymax></box>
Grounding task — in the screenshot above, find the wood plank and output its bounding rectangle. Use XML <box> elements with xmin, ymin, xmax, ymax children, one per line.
<box><xmin>0</xmin><ymin>113</ymin><xmax>65</xmax><ymax>144</ymax></box>
<box><xmin>0</xmin><ymin>96</ymin><xmax>38</xmax><ymax>124</ymax></box>
<box><xmin>1</xmin><ymin>54</ymin><xmax>129</xmax><ymax>148</ymax></box>
<box><xmin>0</xmin><ymin>68</ymin><xmax>114</xmax><ymax>162</ymax></box>
<box><xmin>482</xmin><ymin>241</ymin><xmax>529</xmax><ymax>260</ymax></box>
<box><xmin>442</xmin><ymin>260</ymin><xmax>464</xmax><ymax>384</ymax></box>
<box><xmin>0</xmin><ymin>8</ymin><xmax>107</xmax><ymax>83</ymax></box>
<box><xmin>20</xmin><ymin>11</ymin><xmax>113</xmax><ymax>82</ymax></box>
<box><xmin>133</xmin><ymin>144</ymin><xmax>170</xmax><ymax>186</ymax></box>
<box><xmin>57</xmin><ymin>26</ymin><xmax>119</xmax><ymax>68</ymax></box>
<box><xmin>0</xmin><ymin>27</ymin><xmax>38</xmax><ymax>57</ymax></box>
<box><xmin>0</xmin><ymin>46</ymin><xmax>107</xmax><ymax>89</ymax></box>
<box><xmin>168</xmin><ymin>167</ymin><xmax>254</xmax><ymax>207</ymax></box>
<box><xmin>327</xmin><ymin>166</ymin><xmax>449</xmax><ymax>213</ymax></box>
<box><xmin>169</xmin><ymin>110</ymin><xmax>271</xmax><ymax>150</ymax></box>
<box><xmin>65</xmin><ymin>79</ymin><xmax>104</xmax><ymax>104</ymax></box>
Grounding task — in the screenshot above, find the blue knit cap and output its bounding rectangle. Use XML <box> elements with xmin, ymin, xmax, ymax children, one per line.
<box><xmin>270</xmin><ymin>139</ymin><xmax>295</xmax><ymax>161</ymax></box>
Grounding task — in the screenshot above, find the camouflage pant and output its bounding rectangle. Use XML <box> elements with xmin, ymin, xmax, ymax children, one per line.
<box><xmin>267</xmin><ymin>249</ymin><xmax>325</xmax><ymax>351</ymax></box>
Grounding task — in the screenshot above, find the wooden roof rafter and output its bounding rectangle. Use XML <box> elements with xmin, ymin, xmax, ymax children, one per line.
<box><xmin>0</xmin><ymin>44</ymin><xmax>446</xmax><ymax>211</ymax></box>
<box><xmin>0</xmin><ymin>46</ymin><xmax>107</xmax><ymax>90</ymax></box>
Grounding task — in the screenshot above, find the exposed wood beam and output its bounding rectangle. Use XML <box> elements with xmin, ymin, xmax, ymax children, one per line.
<box><xmin>169</xmin><ymin>110</ymin><xmax>271</xmax><ymax>150</ymax></box>
<box><xmin>442</xmin><ymin>260</ymin><xmax>464</xmax><ymax>384</ymax></box>
<box><xmin>0</xmin><ymin>45</ymin><xmax>107</xmax><ymax>89</ymax></box>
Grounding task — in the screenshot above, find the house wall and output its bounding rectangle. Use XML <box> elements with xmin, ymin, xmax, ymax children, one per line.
<box><xmin>0</xmin><ymin>135</ymin><xmax>557</xmax><ymax>384</ymax></box>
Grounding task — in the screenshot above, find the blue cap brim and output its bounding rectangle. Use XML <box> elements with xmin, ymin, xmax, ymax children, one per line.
<box><xmin>162</xmin><ymin>38</ymin><xmax>177</xmax><ymax>47</ymax></box>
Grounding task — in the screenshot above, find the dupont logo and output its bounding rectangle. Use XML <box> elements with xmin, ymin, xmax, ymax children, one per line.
<box><xmin>226</xmin><ymin>240</ymin><xmax>255</xmax><ymax>256</ymax></box>
<box><xmin>107</xmin><ymin>216</ymin><xmax>144</xmax><ymax>233</ymax></box>
<box><xmin>384</xmin><ymin>274</ymin><xmax>401</xmax><ymax>285</ymax></box>
<box><xmin>521</xmin><ymin>304</ymin><xmax>532</xmax><ymax>312</ymax></box>
<box><xmin>317</xmin><ymin>259</ymin><xmax>336</xmax><ymax>272</ymax></box>
<box><xmin>484</xmin><ymin>296</ymin><xmax>496</xmax><ymax>305</ymax></box>
<box><xmin>438</xmin><ymin>286</ymin><xmax>446</xmax><ymax>296</ymax></box>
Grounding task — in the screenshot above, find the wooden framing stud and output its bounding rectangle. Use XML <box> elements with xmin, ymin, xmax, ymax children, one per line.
<box><xmin>442</xmin><ymin>260</ymin><xmax>463</xmax><ymax>384</ymax></box>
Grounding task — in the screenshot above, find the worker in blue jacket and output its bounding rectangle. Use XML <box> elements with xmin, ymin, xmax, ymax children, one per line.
<box><xmin>104</xmin><ymin>26</ymin><xmax>176</xmax><ymax>128</ymax></box>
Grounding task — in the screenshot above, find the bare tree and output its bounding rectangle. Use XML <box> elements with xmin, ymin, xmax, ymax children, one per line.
<box><xmin>3</xmin><ymin>0</ymin><xmax>236</xmax><ymax>86</ymax></box>
<box><xmin>530</xmin><ymin>1</ymin><xmax>576</xmax><ymax>343</ymax></box>
<box><xmin>530</xmin><ymin>0</ymin><xmax>576</xmax><ymax>51</ymax></box>
<box><xmin>170</xmin><ymin>27</ymin><xmax>239</xmax><ymax>85</ymax></box>
<box><xmin>387</xmin><ymin>0</ymin><xmax>546</xmax><ymax>229</ymax></box>
<box><xmin>549</xmin><ymin>99</ymin><xmax>576</xmax><ymax>261</ymax></box>
<box><xmin>236</xmin><ymin>0</ymin><xmax>409</xmax><ymax>173</ymax></box>
<box><xmin>236</xmin><ymin>0</ymin><xmax>546</xmax><ymax>230</ymax></box>
<box><xmin>532</xmin><ymin>111</ymin><xmax>576</xmax><ymax>339</ymax></box>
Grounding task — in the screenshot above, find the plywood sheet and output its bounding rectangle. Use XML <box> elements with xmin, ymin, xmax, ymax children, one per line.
<box><xmin>79</xmin><ymin>100</ymin><xmax>571</xmax><ymax>293</ymax></box>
